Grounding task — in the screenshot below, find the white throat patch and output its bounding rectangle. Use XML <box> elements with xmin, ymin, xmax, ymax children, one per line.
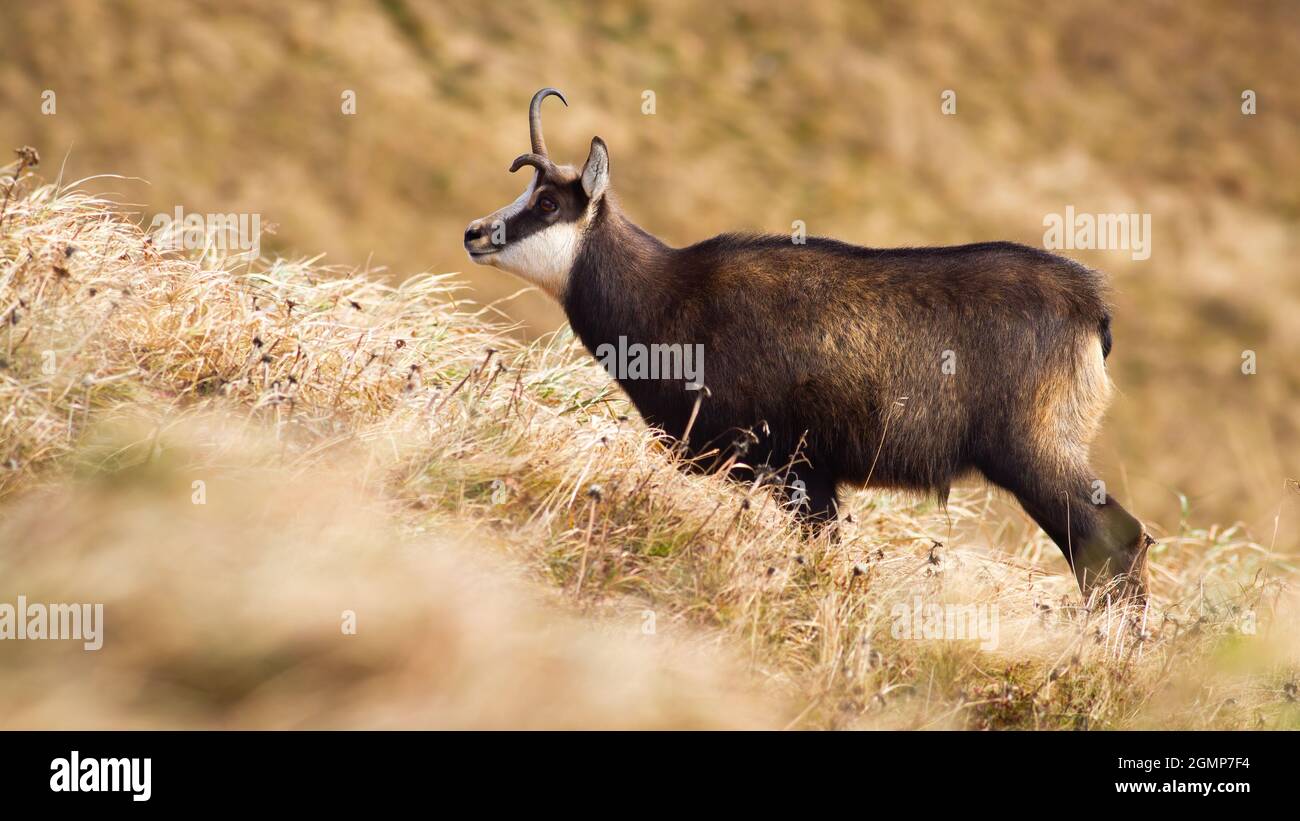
<box><xmin>480</xmin><ymin>173</ymin><xmax>594</xmax><ymax>302</ymax></box>
<box><xmin>492</xmin><ymin>220</ymin><xmax>583</xmax><ymax>300</ymax></box>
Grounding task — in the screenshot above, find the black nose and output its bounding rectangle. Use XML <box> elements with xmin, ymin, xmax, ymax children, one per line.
<box><xmin>464</xmin><ymin>225</ymin><xmax>484</xmax><ymax>244</ymax></box>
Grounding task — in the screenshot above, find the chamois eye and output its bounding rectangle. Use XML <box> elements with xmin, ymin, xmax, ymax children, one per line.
<box><xmin>538</xmin><ymin>196</ymin><xmax>558</xmax><ymax>213</ymax></box>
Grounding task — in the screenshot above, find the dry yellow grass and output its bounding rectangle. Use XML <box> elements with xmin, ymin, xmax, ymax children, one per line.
<box><xmin>1</xmin><ymin>162</ymin><xmax>1297</xmax><ymax>728</ymax></box>
<box><xmin>5</xmin><ymin>0</ymin><xmax>1300</xmax><ymax>545</ymax></box>
<box><xmin>3</xmin><ymin>0</ymin><xmax>1298</xmax><ymax>545</ymax></box>
<box><xmin>0</xmin><ymin>414</ymin><xmax>782</xmax><ymax>729</ymax></box>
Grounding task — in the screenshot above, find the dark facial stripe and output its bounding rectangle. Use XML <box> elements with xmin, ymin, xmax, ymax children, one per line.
<box><xmin>492</xmin><ymin>174</ymin><xmax>590</xmax><ymax>248</ymax></box>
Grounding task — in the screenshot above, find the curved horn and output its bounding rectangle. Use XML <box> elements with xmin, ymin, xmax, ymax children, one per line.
<box><xmin>509</xmin><ymin>153</ymin><xmax>557</xmax><ymax>177</ymax></box>
<box><xmin>528</xmin><ymin>88</ymin><xmax>568</xmax><ymax>157</ymax></box>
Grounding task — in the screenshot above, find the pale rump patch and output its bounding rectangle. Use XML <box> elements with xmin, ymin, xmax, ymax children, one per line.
<box><xmin>1031</xmin><ymin>334</ymin><xmax>1112</xmax><ymax>475</ymax></box>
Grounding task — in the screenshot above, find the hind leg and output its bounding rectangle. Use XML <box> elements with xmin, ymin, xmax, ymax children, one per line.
<box><xmin>984</xmin><ymin>461</ymin><xmax>1150</xmax><ymax>600</ymax></box>
<box><xmin>993</xmin><ymin>335</ymin><xmax>1152</xmax><ymax>599</ymax></box>
<box><xmin>1021</xmin><ymin>480</ymin><xmax>1150</xmax><ymax>600</ymax></box>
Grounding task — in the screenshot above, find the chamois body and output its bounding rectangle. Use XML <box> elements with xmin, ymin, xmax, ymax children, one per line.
<box><xmin>569</xmin><ymin>221</ymin><xmax>1112</xmax><ymax>510</ymax></box>
<box><xmin>466</xmin><ymin>89</ymin><xmax>1151</xmax><ymax>598</ymax></box>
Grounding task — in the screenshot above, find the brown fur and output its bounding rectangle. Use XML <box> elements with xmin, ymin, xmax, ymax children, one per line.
<box><xmin>468</xmin><ymin>121</ymin><xmax>1151</xmax><ymax>600</ymax></box>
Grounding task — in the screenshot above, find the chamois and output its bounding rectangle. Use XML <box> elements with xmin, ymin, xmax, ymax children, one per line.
<box><xmin>465</xmin><ymin>88</ymin><xmax>1152</xmax><ymax>599</ymax></box>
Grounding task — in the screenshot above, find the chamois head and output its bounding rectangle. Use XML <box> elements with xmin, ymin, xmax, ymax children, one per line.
<box><xmin>464</xmin><ymin>88</ymin><xmax>610</xmax><ymax>300</ymax></box>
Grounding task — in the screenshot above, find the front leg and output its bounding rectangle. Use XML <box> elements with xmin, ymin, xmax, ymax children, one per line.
<box><xmin>785</xmin><ymin>467</ymin><xmax>840</xmax><ymax>536</ymax></box>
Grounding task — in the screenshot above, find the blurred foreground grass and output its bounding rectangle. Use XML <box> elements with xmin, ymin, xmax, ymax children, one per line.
<box><xmin>1</xmin><ymin>169</ymin><xmax>1296</xmax><ymax>728</ymax></box>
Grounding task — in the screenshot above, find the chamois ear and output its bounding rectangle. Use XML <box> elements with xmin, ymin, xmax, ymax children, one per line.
<box><xmin>581</xmin><ymin>136</ymin><xmax>610</xmax><ymax>201</ymax></box>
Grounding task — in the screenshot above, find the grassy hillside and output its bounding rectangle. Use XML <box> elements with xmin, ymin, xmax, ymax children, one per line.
<box><xmin>2</xmin><ymin>169</ymin><xmax>1296</xmax><ymax>728</ymax></box>
<box><xmin>2</xmin><ymin>0</ymin><xmax>1298</xmax><ymax>550</ymax></box>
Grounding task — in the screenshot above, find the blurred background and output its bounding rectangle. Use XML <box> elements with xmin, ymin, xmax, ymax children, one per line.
<box><xmin>2</xmin><ymin>0</ymin><xmax>1298</xmax><ymax>548</ymax></box>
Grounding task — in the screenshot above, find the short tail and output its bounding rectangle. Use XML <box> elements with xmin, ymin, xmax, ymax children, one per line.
<box><xmin>1098</xmin><ymin>312</ymin><xmax>1113</xmax><ymax>360</ymax></box>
